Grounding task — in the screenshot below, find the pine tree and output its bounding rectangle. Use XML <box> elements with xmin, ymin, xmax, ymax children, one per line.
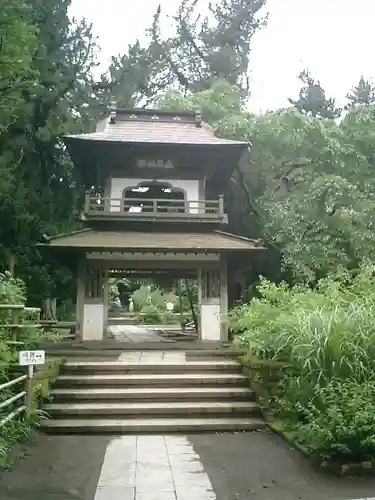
<box><xmin>100</xmin><ymin>0</ymin><xmax>267</xmax><ymax>104</ymax></box>
<box><xmin>346</xmin><ymin>76</ymin><xmax>375</xmax><ymax>107</ymax></box>
<box><xmin>289</xmin><ymin>70</ymin><xmax>341</xmax><ymax>119</ymax></box>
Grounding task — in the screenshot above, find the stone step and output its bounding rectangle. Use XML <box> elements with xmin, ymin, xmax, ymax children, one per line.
<box><xmin>60</xmin><ymin>360</ymin><xmax>242</xmax><ymax>374</ymax></box>
<box><xmin>55</xmin><ymin>373</ymin><xmax>248</xmax><ymax>388</ymax></box>
<box><xmin>43</xmin><ymin>401</ymin><xmax>260</xmax><ymax>417</ymax></box>
<box><xmin>44</xmin><ymin>341</ymin><xmax>233</xmax><ymax>351</ymax></box>
<box><xmin>43</xmin><ymin>345</ymin><xmax>245</xmax><ymax>356</ymax></box>
<box><xmin>50</xmin><ymin>386</ymin><xmax>256</xmax><ymax>401</ymax></box>
<box><xmin>40</xmin><ymin>416</ymin><xmax>266</xmax><ymax>434</ymax></box>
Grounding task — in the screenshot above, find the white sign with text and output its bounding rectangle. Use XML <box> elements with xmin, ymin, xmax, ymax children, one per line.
<box><xmin>19</xmin><ymin>350</ymin><xmax>45</xmax><ymax>366</ymax></box>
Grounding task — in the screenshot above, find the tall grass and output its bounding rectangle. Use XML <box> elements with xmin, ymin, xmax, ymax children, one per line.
<box><xmin>231</xmin><ymin>266</ymin><xmax>375</xmax><ymax>387</ymax></box>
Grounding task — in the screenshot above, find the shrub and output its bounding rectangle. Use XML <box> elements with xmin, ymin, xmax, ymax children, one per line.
<box><xmin>139</xmin><ymin>304</ymin><xmax>162</xmax><ymax>324</ymax></box>
<box><xmin>231</xmin><ymin>266</ymin><xmax>375</xmax><ymax>464</ymax></box>
<box><xmin>132</xmin><ymin>285</ymin><xmax>179</xmax><ymax>312</ymax></box>
<box><xmin>231</xmin><ymin>267</ymin><xmax>375</xmax><ymax>386</ymax></box>
<box><xmin>292</xmin><ymin>379</ymin><xmax>375</xmax><ymax>463</ymax></box>
<box><xmin>0</xmin><ymin>273</ymin><xmax>59</xmax><ymax>467</ymax></box>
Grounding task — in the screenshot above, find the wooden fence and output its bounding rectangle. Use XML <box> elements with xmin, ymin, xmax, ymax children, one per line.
<box><xmin>0</xmin><ymin>304</ymin><xmax>41</xmax><ymax>426</ymax></box>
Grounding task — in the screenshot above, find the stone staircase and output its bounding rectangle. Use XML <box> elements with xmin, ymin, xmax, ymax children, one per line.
<box><xmin>41</xmin><ymin>353</ymin><xmax>265</xmax><ymax>433</ymax></box>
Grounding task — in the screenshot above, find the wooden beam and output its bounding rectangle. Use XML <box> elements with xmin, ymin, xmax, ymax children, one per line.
<box><xmin>90</xmin><ymin>259</ymin><xmax>220</xmax><ymax>270</ymax></box>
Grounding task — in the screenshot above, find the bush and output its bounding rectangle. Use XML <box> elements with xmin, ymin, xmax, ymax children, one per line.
<box><xmin>0</xmin><ymin>273</ymin><xmax>59</xmax><ymax>467</ymax></box>
<box><xmin>132</xmin><ymin>285</ymin><xmax>179</xmax><ymax>313</ymax></box>
<box><xmin>291</xmin><ymin>379</ymin><xmax>375</xmax><ymax>463</ymax></box>
<box><xmin>231</xmin><ymin>266</ymin><xmax>375</xmax><ymax>464</ymax></box>
<box><xmin>231</xmin><ymin>267</ymin><xmax>375</xmax><ymax>385</ymax></box>
<box><xmin>140</xmin><ymin>304</ymin><xmax>162</xmax><ymax>324</ymax></box>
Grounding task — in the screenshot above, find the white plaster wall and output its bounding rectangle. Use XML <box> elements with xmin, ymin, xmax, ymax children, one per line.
<box><xmin>110</xmin><ymin>178</ymin><xmax>200</xmax><ymax>213</ymax></box>
<box><xmin>82</xmin><ymin>302</ymin><xmax>104</xmax><ymax>341</ymax></box>
<box><xmin>200</xmin><ymin>299</ymin><xmax>221</xmax><ymax>341</ymax></box>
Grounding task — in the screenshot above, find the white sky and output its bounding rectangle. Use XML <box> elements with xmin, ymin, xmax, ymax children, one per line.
<box><xmin>69</xmin><ymin>0</ymin><xmax>375</xmax><ymax>113</ymax></box>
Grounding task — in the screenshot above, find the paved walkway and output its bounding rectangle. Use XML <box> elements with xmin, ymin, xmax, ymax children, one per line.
<box><xmin>94</xmin><ymin>435</ymin><xmax>214</xmax><ymax>500</ymax></box>
<box><xmin>118</xmin><ymin>351</ymin><xmax>186</xmax><ymax>363</ymax></box>
<box><xmin>110</xmin><ymin>325</ymin><xmax>175</xmax><ymax>343</ymax></box>
<box><xmin>3</xmin><ymin>347</ymin><xmax>375</xmax><ymax>499</ymax></box>
<box><xmin>3</xmin><ymin>431</ymin><xmax>375</xmax><ymax>500</ymax></box>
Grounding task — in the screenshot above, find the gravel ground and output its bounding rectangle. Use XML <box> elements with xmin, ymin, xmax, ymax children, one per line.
<box><xmin>190</xmin><ymin>430</ymin><xmax>375</xmax><ymax>500</ymax></box>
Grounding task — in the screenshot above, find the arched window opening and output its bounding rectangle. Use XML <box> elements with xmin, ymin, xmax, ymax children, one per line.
<box><xmin>123</xmin><ymin>181</ymin><xmax>187</xmax><ymax>213</ymax></box>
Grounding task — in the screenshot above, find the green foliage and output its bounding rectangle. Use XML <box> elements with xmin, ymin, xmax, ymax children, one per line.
<box><xmin>0</xmin><ymin>274</ymin><xmax>59</xmax><ymax>466</ymax></box>
<box><xmin>0</xmin><ymin>0</ymin><xmax>38</xmax><ymax>126</ymax></box>
<box><xmin>158</xmin><ymin>80</ymin><xmax>243</xmax><ymax>123</ymax></box>
<box><xmin>0</xmin><ymin>0</ymin><xmax>99</xmax><ymax>307</ymax></box>
<box><xmin>164</xmin><ymin>83</ymin><xmax>375</xmax><ymax>282</ymax></box>
<box><xmin>0</xmin><ymin>273</ymin><xmax>25</xmax><ymax>306</ymax></box>
<box><xmin>346</xmin><ymin>76</ymin><xmax>375</xmax><ymax>107</ymax></box>
<box><xmin>139</xmin><ymin>304</ymin><xmax>162</xmax><ymax>324</ymax></box>
<box><xmin>131</xmin><ymin>285</ymin><xmax>179</xmax><ymax>312</ymax></box>
<box><xmin>232</xmin><ymin>267</ymin><xmax>375</xmax><ymax>384</ymax></box>
<box><xmin>283</xmin><ymin>379</ymin><xmax>375</xmax><ymax>463</ymax></box>
<box><xmin>289</xmin><ymin>69</ymin><xmax>341</xmax><ymax>119</ymax></box>
<box><xmin>232</xmin><ymin>267</ymin><xmax>375</xmax><ymax>463</ymax></box>
<box><xmin>100</xmin><ymin>0</ymin><xmax>267</xmax><ymax>103</ymax></box>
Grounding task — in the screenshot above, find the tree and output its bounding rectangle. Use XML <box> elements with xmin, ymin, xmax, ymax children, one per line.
<box><xmin>100</xmin><ymin>0</ymin><xmax>267</xmax><ymax>105</ymax></box>
<box><xmin>346</xmin><ymin>76</ymin><xmax>375</xmax><ymax>107</ymax></box>
<box><xmin>289</xmin><ymin>70</ymin><xmax>341</xmax><ymax>119</ymax></box>
<box><xmin>158</xmin><ymin>82</ymin><xmax>375</xmax><ymax>283</ymax></box>
<box><xmin>0</xmin><ymin>0</ymin><xmax>38</xmax><ymax>126</ymax></box>
<box><xmin>0</xmin><ymin>0</ymin><xmax>99</xmax><ymax>313</ymax></box>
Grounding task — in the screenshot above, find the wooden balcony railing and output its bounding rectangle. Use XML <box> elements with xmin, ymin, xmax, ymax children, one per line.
<box><xmin>84</xmin><ymin>194</ymin><xmax>226</xmax><ymax>221</ymax></box>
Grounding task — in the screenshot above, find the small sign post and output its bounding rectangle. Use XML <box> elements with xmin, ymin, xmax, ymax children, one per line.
<box><xmin>19</xmin><ymin>350</ymin><xmax>45</xmax><ymax>418</ymax></box>
<box><xmin>166</xmin><ymin>301</ymin><xmax>174</xmax><ymax>312</ymax></box>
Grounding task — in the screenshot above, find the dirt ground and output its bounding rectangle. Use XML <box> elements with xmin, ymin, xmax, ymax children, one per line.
<box><xmin>190</xmin><ymin>429</ymin><xmax>375</xmax><ymax>500</ymax></box>
<box><xmin>1</xmin><ymin>430</ymin><xmax>375</xmax><ymax>500</ymax></box>
<box><xmin>0</xmin><ymin>434</ymin><xmax>110</xmax><ymax>500</ymax></box>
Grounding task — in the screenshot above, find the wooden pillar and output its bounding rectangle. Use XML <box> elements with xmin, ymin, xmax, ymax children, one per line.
<box><xmin>220</xmin><ymin>255</ymin><xmax>228</xmax><ymax>342</ymax></box>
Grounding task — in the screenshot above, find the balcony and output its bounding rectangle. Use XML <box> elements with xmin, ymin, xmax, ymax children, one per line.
<box><xmin>83</xmin><ymin>194</ymin><xmax>227</xmax><ymax>223</ymax></box>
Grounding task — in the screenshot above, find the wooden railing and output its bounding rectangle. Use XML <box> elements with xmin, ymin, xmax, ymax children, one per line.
<box><xmin>0</xmin><ymin>374</ymin><xmax>28</xmax><ymax>426</ymax></box>
<box><xmin>84</xmin><ymin>194</ymin><xmax>225</xmax><ymax>219</ymax></box>
<box><xmin>0</xmin><ymin>304</ymin><xmax>42</xmax><ymax>425</ymax></box>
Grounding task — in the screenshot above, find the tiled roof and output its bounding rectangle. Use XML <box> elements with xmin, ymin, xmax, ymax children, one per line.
<box><xmin>64</xmin><ymin>108</ymin><xmax>247</xmax><ymax>147</ymax></box>
<box><xmin>43</xmin><ymin>229</ymin><xmax>263</xmax><ymax>252</ymax></box>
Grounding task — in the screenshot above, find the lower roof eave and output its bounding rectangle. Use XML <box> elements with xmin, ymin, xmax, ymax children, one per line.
<box><xmin>37</xmin><ymin>228</ymin><xmax>265</xmax><ymax>253</ymax></box>
<box><xmin>37</xmin><ymin>244</ymin><xmax>264</xmax><ymax>253</ymax></box>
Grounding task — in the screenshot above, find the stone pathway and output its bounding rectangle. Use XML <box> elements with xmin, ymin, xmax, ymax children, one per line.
<box><xmin>117</xmin><ymin>351</ymin><xmax>186</xmax><ymax>363</ymax></box>
<box><xmin>3</xmin><ymin>349</ymin><xmax>375</xmax><ymax>499</ymax></box>
<box><xmin>3</xmin><ymin>432</ymin><xmax>375</xmax><ymax>499</ymax></box>
<box><xmin>110</xmin><ymin>325</ymin><xmax>173</xmax><ymax>343</ymax></box>
<box><xmin>94</xmin><ymin>435</ymin><xmax>215</xmax><ymax>500</ymax></box>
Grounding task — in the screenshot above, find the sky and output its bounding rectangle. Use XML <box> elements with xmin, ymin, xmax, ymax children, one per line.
<box><xmin>69</xmin><ymin>0</ymin><xmax>375</xmax><ymax>113</ymax></box>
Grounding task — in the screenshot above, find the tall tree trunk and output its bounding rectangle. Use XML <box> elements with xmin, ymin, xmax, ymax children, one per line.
<box><xmin>177</xmin><ymin>280</ymin><xmax>185</xmax><ymax>331</ymax></box>
<box><xmin>42</xmin><ymin>297</ymin><xmax>57</xmax><ymax>321</ymax></box>
<box><xmin>184</xmin><ymin>278</ymin><xmax>198</xmax><ymax>332</ymax></box>
<box><xmin>8</xmin><ymin>253</ymin><xmax>16</xmax><ymax>277</ymax></box>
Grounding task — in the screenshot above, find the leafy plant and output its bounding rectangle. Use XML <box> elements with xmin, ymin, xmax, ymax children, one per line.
<box><xmin>232</xmin><ymin>266</ymin><xmax>375</xmax><ymax>463</ymax></box>
<box><xmin>231</xmin><ymin>267</ymin><xmax>375</xmax><ymax>385</ymax></box>
<box><xmin>0</xmin><ymin>275</ymin><xmax>59</xmax><ymax>467</ymax></box>
<box><xmin>139</xmin><ymin>304</ymin><xmax>162</xmax><ymax>324</ymax></box>
<box><xmin>293</xmin><ymin>380</ymin><xmax>375</xmax><ymax>463</ymax></box>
